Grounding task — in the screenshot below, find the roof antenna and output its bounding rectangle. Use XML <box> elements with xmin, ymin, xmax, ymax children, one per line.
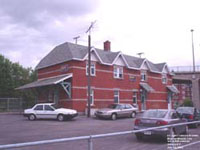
<box><xmin>137</xmin><ymin>52</ymin><xmax>144</xmax><ymax>58</ymax></box>
<box><xmin>73</xmin><ymin>36</ymin><xmax>80</xmax><ymax>44</ymax></box>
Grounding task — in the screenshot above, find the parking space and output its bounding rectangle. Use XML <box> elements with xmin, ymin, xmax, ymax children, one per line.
<box><xmin>0</xmin><ymin>114</ymin><xmax>199</xmax><ymax>150</ymax></box>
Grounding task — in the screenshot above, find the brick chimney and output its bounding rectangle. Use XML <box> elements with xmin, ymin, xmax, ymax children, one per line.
<box><xmin>104</xmin><ymin>40</ymin><xmax>111</xmax><ymax>51</ymax></box>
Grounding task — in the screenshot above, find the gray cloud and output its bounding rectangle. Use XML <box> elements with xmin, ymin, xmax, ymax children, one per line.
<box><xmin>0</xmin><ymin>0</ymin><xmax>98</xmax><ymax>68</ymax></box>
<box><xmin>0</xmin><ymin>0</ymin><xmax>97</xmax><ymax>28</ymax></box>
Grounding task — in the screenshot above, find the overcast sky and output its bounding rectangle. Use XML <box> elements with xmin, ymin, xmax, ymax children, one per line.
<box><xmin>0</xmin><ymin>0</ymin><xmax>200</xmax><ymax>69</ymax></box>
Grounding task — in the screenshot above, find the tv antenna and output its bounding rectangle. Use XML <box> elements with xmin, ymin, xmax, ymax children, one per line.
<box><xmin>137</xmin><ymin>52</ymin><xmax>144</xmax><ymax>58</ymax></box>
<box><xmin>86</xmin><ymin>20</ymin><xmax>96</xmax><ymax>35</ymax></box>
<box><xmin>73</xmin><ymin>36</ymin><xmax>80</xmax><ymax>44</ymax></box>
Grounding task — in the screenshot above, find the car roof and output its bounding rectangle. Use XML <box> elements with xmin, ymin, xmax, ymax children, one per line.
<box><xmin>35</xmin><ymin>103</ymin><xmax>55</xmax><ymax>105</ymax></box>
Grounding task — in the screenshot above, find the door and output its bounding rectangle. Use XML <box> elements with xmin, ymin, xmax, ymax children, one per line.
<box><xmin>167</xmin><ymin>92</ymin><xmax>172</xmax><ymax>110</ymax></box>
<box><xmin>141</xmin><ymin>91</ymin><xmax>146</xmax><ymax>111</ymax></box>
<box><xmin>43</xmin><ymin>105</ymin><xmax>57</xmax><ymax>119</ymax></box>
<box><xmin>33</xmin><ymin>105</ymin><xmax>44</xmax><ymax>119</ymax></box>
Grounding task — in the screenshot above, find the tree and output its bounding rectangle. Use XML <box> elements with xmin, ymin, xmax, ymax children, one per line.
<box><xmin>0</xmin><ymin>54</ymin><xmax>36</xmax><ymax>107</ymax></box>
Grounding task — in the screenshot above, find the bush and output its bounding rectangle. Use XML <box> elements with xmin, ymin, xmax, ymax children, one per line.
<box><xmin>182</xmin><ymin>98</ymin><xmax>193</xmax><ymax>107</ymax></box>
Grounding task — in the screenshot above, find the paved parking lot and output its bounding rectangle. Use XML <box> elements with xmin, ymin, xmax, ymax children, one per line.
<box><xmin>0</xmin><ymin>114</ymin><xmax>199</xmax><ymax>150</ymax></box>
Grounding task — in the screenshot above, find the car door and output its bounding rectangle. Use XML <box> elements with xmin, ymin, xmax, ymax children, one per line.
<box><xmin>118</xmin><ymin>104</ymin><xmax>128</xmax><ymax>117</ymax></box>
<box><xmin>124</xmin><ymin>104</ymin><xmax>134</xmax><ymax>117</ymax></box>
<box><xmin>44</xmin><ymin>105</ymin><xmax>57</xmax><ymax>119</ymax></box>
<box><xmin>33</xmin><ymin>105</ymin><xmax>44</xmax><ymax>119</ymax></box>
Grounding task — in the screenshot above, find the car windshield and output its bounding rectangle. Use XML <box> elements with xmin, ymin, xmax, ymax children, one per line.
<box><xmin>176</xmin><ymin>107</ymin><xmax>194</xmax><ymax>114</ymax></box>
<box><xmin>142</xmin><ymin>110</ymin><xmax>168</xmax><ymax>118</ymax></box>
<box><xmin>108</xmin><ymin>104</ymin><xmax>120</xmax><ymax>109</ymax></box>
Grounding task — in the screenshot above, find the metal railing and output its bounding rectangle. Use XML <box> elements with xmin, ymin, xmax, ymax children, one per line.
<box><xmin>0</xmin><ymin>121</ymin><xmax>199</xmax><ymax>150</ymax></box>
<box><xmin>170</xmin><ymin>65</ymin><xmax>200</xmax><ymax>73</ymax></box>
<box><xmin>0</xmin><ymin>98</ymin><xmax>23</xmax><ymax>112</ymax></box>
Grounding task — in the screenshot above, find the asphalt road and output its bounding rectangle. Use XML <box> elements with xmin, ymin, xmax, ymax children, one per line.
<box><xmin>0</xmin><ymin>114</ymin><xmax>199</xmax><ymax>150</ymax></box>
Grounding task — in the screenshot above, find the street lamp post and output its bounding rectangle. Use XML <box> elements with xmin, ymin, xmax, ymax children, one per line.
<box><xmin>191</xmin><ymin>29</ymin><xmax>195</xmax><ymax>73</ymax></box>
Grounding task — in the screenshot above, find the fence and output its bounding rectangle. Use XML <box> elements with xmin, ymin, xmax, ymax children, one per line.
<box><xmin>0</xmin><ymin>120</ymin><xmax>199</xmax><ymax>150</ymax></box>
<box><xmin>170</xmin><ymin>65</ymin><xmax>200</xmax><ymax>73</ymax></box>
<box><xmin>0</xmin><ymin>98</ymin><xmax>24</xmax><ymax>112</ymax></box>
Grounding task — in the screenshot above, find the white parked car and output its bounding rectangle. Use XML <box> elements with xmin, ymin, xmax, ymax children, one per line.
<box><xmin>24</xmin><ymin>103</ymin><xmax>78</xmax><ymax>121</ymax></box>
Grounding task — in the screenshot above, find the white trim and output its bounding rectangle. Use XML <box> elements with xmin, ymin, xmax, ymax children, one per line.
<box><xmin>112</xmin><ymin>52</ymin><xmax>129</xmax><ymax>67</ymax></box>
<box><xmin>72</xmin><ymin>86</ymin><xmax>167</xmax><ymax>94</ymax></box>
<box><xmin>54</xmin><ymin>73</ymin><xmax>73</xmax><ymax>84</ymax></box>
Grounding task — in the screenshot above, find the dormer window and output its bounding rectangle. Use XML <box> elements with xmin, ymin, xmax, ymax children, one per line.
<box><xmin>86</xmin><ymin>63</ymin><xmax>96</xmax><ymax>76</ymax></box>
<box><xmin>141</xmin><ymin>71</ymin><xmax>147</xmax><ymax>81</ymax></box>
<box><xmin>162</xmin><ymin>74</ymin><xmax>167</xmax><ymax>84</ymax></box>
<box><xmin>113</xmin><ymin>66</ymin><xmax>123</xmax><ymax>79</ymax></box>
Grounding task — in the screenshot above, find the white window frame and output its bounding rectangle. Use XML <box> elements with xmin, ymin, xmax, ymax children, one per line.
<box><xmin>141</xmin><ymin>71</ymin><xmax>147</xmax><ymax>81</ymax></box>
<box><xmin>162</xmin><ymin>74</ymin><xmax>167</xmax><ymax>84</ymax></box>
<box><xmin>86</xmin><ymin>63</ymin><xmax>96</xmax><ymax>76</ymax></box>
<box><xmin>133</xmin><ymin>92</ymin><xmax>137</xmax><ymax>104</ymax></box>
<box><xmin>113</xmin><ymin>66</ymin><xmax>123</xmax><ymax>79</ymax></box>
<box><xmin>114</xmin><ymin>91</ymin><xmax>119</xmax><ymax>103</ymax></box>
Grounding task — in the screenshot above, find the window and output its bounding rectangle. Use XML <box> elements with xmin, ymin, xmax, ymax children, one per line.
<box><xmin>44</xmin><ymin>105</ymin><xmax>54</xmax><ymax>111</ymax></box>
<box><xmin>125</xmin><ymin>104</ymin><xmax>132</xmax><ymax>109</ymax></box>
<box><xmin>162</xmin><ymin>74</ymin><xmax>167</xmax><ymax>84</ymax></box>
<box><xmin>87</xmin><ymin>89</ymin><xmax>94</xmax><ymax>105</ymax></box>
<box><xmin>141</xmin><ymin>71</ymin><xmax>147</xmax><ymax>81</ymax></box>
<box><xmin>114</xmin><ymin>91</ymin><xmax>119</xmax><ymax>103</ymax></box>
<box><xmin>113</xmin><ymin>66</ymin><xmax>123</xmax><ymax>79</ymax></box>
<box><xmin>34</xmin><ymin>105</ymin><xmax>43</xmax><ymax>111</ymax></box>
<box><xmin>86</xmin><ymin>63</ymin><xmax>96</xmax><ymax>76</ymax></box>
<box><xmin>133</xmin><ymin>92</ymin><xmax>137</xmax><ymax>104</ymax></box>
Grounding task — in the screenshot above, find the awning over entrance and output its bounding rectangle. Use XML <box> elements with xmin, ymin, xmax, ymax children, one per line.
<box><xmin>167</xmin><ymin>85</ymin><xmax>179</xmax><ymax>94</ymax></box>
<box><xmin>16</xmin><ymin>74</ymin><xmax>72</xmax><ymax>90</ymax></box>
<box><xmin>140</xmin><ymin>83</ymin><xmax>155</xmax><ymax>92</ymax></box>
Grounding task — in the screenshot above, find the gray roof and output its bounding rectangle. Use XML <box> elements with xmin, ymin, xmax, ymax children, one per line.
<box><xmin>140</xmin><ymin>83</ymin><xmax>155</xmax><ymax>92</ymax></box>
<box><xmin>16</xmin><ymin>74</ymin><xmax>72</xmax><ymax>90</ymax></box>
<box><xmin>36</xmin><ymin>42</ymin><xmax>167</xmax><ymax>73</ymax></box>
<box><xmin>167</xmin><ymin>85</ymin><xmax>179</xmax><ymax>93</ymax></box>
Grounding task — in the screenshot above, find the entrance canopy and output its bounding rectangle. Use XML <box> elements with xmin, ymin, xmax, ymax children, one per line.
<box><xmin>140</xmin><ymin>83</ymin><xmax>154</xmax><ymax>92</ymax></box>
<box><xmin>167</xmin><ymin>85</ymin><xmax>179</xmax><ymax>94</ymax></box>
<box><xmin>16</xmin><ymin>74</ymin><xmax>72</xmax><ymax>90</ymax></box>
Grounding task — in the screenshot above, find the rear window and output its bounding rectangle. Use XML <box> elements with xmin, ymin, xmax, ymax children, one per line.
<box><xmin>142</xmin><ymin>110</ymin><xmax>168</xmax><ymax>118</ymax></box>
<box><xmin>176</xmin><ymin>107</ymin><xmax>194</xmax><ymax>114</ymax></box>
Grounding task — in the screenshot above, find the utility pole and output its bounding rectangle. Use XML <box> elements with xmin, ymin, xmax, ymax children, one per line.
<box><xmin>86</xmin><ymin>21</ymin><xmax>96</xmax><ymax>117</ymax></box>
<box><xmin>191</xmin><ymin>29</ymin><xmax>195</xmax><ymax>73</ymax></box>
<box><xmin>73</xmin><ymin>36</ymin><xmax>80</xmax><ymax>44</ymax></box>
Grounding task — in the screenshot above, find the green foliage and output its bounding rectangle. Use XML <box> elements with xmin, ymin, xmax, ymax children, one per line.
<box><xmin>182</xmin><ymin>98</ymin><xmax>193</xmax><ymax>107</ymax></box>
<box><xmin>0</xmin><ymin>54</ymin><xmax>37</xmax><ymax>106</ymax></box>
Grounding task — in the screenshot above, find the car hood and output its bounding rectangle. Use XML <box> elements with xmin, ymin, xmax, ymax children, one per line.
<box><xmin>24</xmin><ymin>108</ymin><xmax>32</xmax><ymax>113</ymax></box>
<box><xmin>55</xmin><ymin>108</ymin><xmax>77</xmax><ymax>114</ymax></box>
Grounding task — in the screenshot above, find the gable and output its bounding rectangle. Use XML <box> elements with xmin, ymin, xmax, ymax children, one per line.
<box><xmin>141</xmin><ymin>61</ymin><xmax>149</xmax><ymax>70</ymax></box>
<box><xmin>162</xmin><ymin>66</ymin><xmax>169</xmax><ymax>74</ymax></box>
<box><xmin>113</xmin><ymin>55</ymin><xmax>126</xmax><ymax>66</ymax></box>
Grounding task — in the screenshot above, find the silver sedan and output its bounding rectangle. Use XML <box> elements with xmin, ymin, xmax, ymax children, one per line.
<box><xmin>133</xmin><ymin>109</ymin><xmax>188</xmax><ymax>140</ymax></box>
<box><xmin>95</xmin><ymin>103</ymin><xmax>138</xmax><ymax>120</ymax></box>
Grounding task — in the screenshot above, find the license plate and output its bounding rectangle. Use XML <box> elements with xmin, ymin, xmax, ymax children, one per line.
<box><xmin>144</xmin><ymin>131</ymin><xmax>151</xmax><ymax>135</ymax></box>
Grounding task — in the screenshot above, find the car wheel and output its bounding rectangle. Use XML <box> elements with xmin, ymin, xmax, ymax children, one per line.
<box><xmin>111</xmin><ymin>113</ymin><xmax>117</xmax><ymax>120</ymax></box>
<box><xmin>135</xmin><ymin>133</ymin><xmax>143</xmax><ymax>140</ymax></box>
<box><xmin>57</xmin><ymin>114</ymin><xmax>65</xmax><ymax>121</ymax></box>
<box><xmin>130</xmin><ymin>112</ymin><xmax>136</xmax><ymax>118</ymax></box>
<box><xmin>28</xmin><ymin>114</ymin><xmax>36</xmax><ymax>121</ymax></box>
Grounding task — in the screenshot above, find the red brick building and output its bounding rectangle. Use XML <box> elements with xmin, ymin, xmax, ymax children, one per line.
<box><xmin>18</xmin><ymin>41</ymin><xmax>179</xmax><ymax>113</ymax></box>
